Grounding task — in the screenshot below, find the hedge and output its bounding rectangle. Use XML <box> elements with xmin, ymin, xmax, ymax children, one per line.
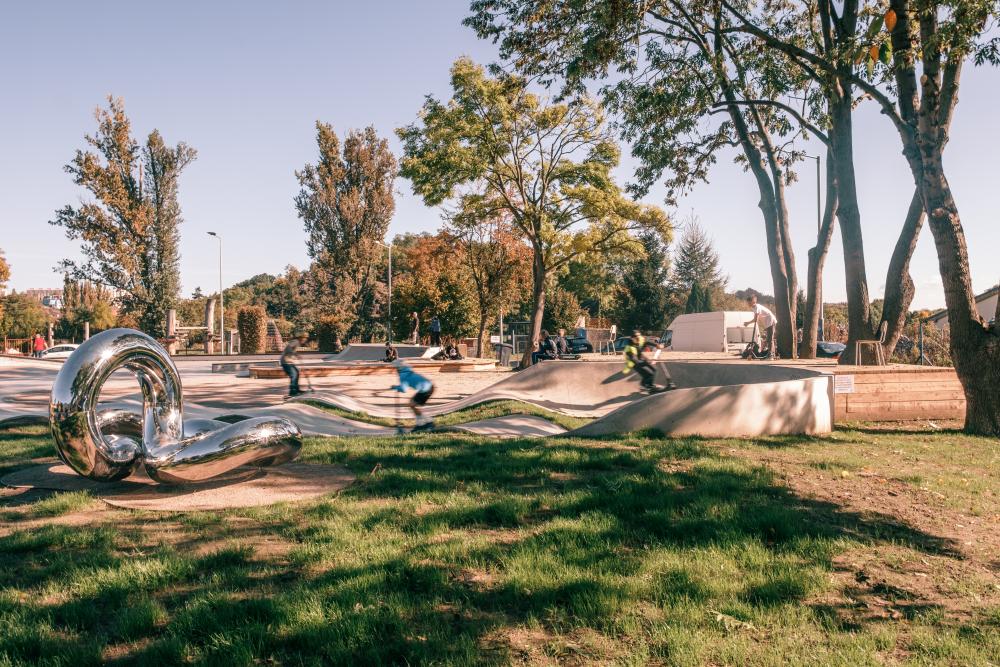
<box><xmin>237</xmin><ymin>306</ymin><xmax>267</xmax><ymax>354</ymax></box>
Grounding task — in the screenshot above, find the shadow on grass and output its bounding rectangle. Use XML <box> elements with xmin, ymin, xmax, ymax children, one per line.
<box><xmin>0</xmin><ymin>429</ymin><xmax>973</xmax><ymax>665</ymax></box>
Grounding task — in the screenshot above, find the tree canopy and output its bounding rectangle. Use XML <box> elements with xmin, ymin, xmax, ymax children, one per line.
<box><xmin>398</xmin><ymin>57</ymin><xmax>669</xmax><ymax>366</ymax></box>
<box><xmin>295</xmin><ymin>122</ymin><xmax>397</xmax><ymax>341</ymax></box>
<box><xmin>50</xmin><ymin>97</ymin><xmax>195</xmax><ymax>337</ymax></box>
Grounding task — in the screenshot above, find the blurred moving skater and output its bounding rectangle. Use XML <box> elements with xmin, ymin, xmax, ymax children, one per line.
<box><xmin>281</xmin><ymin>333</ymin><xmax>309</xmax><ymax>397</ymax></box>
<box><xmin>392</xmin><ymin>359</ymin><xmax>436</xmax><ymax>431</ymax></box>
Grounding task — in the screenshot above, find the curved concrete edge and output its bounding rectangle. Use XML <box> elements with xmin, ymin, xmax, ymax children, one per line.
<box><xmin>452</xmin><ymin>414</ymin><xmax>567</xmax><ymax>438</ymax></box>
<box><xmin>570</xmin><ymin>376</ymin><xmax>833</xmax><ymax>438</ymax></box>
<box><xmin>2</xmin><ymin>462</ymin><xmax>356</xmax><ymax>511</ymax></box>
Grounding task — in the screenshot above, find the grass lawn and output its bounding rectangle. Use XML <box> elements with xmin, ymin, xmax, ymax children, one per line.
<box><xmin>0</xmin><ymin>422</ymin><xmax>997</xmax><ymax>665</ymax></box>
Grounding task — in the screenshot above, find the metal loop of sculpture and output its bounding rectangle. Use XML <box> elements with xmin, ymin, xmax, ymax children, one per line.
<box><xmin>49</xmin><ymin>328</ymin><xmax>302</xmax><ymax>484</ymax></box>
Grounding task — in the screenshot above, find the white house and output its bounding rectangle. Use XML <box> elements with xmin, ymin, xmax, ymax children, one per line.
<box><xmin>926</xmin><ymin>285</ymin><xmax>999</xmax><ymax>330</ymax></box>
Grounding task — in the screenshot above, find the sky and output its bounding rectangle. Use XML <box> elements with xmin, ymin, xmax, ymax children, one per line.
<box><xmin>1</xmin><ymin>0</ymin><xmax>998</xmax><ymax>310</ymax></box>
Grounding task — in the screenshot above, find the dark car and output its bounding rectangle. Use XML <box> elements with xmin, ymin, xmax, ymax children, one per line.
<box><xmin>816</xmin><ymin>341</ymin><xmax>846</xmax><ymax>359</ymax></box>
<box><xmin>565</xmin><ymin>337</ymin><xmax>593</xmax><ymax>354</ymax></box>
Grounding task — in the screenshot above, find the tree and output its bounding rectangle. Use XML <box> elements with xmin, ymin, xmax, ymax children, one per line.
<box><xmin>398</xmin><ymin>58</ymin><xmax>670</xmax><ymax>367</ymax></box>
<box><xmin>670</xmin><ymin>221</ymin><xmax>726</xmax><ymax>298</ymax></box>
<box><xmin>50</xmin><ymin>97</ymin><xmax>194</xmax><ymax>337</ymax></box>
<box><xmin>685</xmin><ymin>282</ymin><xmax>715</xmax><ymax>314</ymax></box>
<box><xmin>726</xmin><ymin>0</ymin><xmax>1000</xmax><ymax>431</ymax></box>
<box><xmin>58</xmin><ymin>277</ymin><xmax>117</xmax><ymax>340</ymax></box>
<box><xmin>390</xmin><ymin>233</ymin><xmax>478</xmax><ymax>341</ymax></box>
<box><xmin>466</xmin><ymin>0</ymin><xmax>804</xmax><ymax>358</ymax></box>
<box><xmin>614</xmin><ymin>230</ymin><xmax>671</xmax><ymax>333</ymax></box>
<box><xmin>295</xmin><ymin>123</ymin><xmax>397</xmax><ymax>342</ymax></box>
<box><xmin>0</xmin><ymin>294</ymin><xmax>48</xmax><ymax>339</ymax></box>
<box><xmin>446</xmin><ymin>212</ymin><xmax>532</xmax><ymax>356</ymax></box>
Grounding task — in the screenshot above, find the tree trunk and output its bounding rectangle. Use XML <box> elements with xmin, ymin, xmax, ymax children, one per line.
<box><xmin>771</xmin><ymin>177</ymin><xmax>799</xmax><ymax>359</ymax></box>
<box><xmin>829</xmin><ymin>94</ymin><xmax>875</xmax><ymax>364</ymax></box>
<box><xmin>475</xmin><ymin>312</ymin><xmax>488</xmax><ymax>361</ymax></box>
<box><xmin>800</xmin><ymin>152</ymin><xmax>838</xmax><ymax>359</ymax></box>
<box><xmin>880</xmin><ymin>190</ymin><xmax>924</xmax><ymax>360</ymax></box>
<box><xmin>919</xmin><ymin>154</ymin><xmax>1000</xmax><ymax>435</ymax></box>
<box><xmin>519</xmin><ymin>248</ymin><xmax>547</xmax><ymax>369</ymax></box>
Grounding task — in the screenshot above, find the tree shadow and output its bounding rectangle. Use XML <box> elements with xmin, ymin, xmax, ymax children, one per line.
<box><xmin>0</xmin><ymin>430</ymin><xmax>975</xmax><ymax>664</ymax></box>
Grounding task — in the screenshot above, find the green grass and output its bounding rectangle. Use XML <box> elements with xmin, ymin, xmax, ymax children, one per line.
<box><xmin>743</xmin><ymin>424</ymin><xmax>1000</xmax><ymax>515</ymax></box>
<box><xmin>301</xmin><ymin>398</ymin><xmax>592</xmax><ymax>431</ymax></box>
<box><xmin>0</xmin><ymin>424</ymin><xmax>996</xmax><ymax>665</ymax></box>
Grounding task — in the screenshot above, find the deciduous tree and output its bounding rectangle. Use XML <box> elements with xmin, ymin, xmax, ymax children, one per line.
<box><xmin>467</xmin><ymin>0</ymin><xmax>803</xmax><ymax>357</ymax></box>
<box><xmin>445</xmin><ymin>212</ymin><xmax>531</xmax><ymax>355</ymax></box>
<box><xmin>50</xmin><ymin>97</ymin><xmax>195</xmax><ymax>337</ymax></box>
<box><xmin>725</xmin><ymin>0</ymin><xmax>1000</xmax><ymax>432</ymax></box>
<box><xmin>295</xmin><ymin>123</ymin><xmax>396</xmax><ymax>341</ymax></box>
<box><xmin>398</xmin><ymin>58</ymin><xmax>669</xmax><ymax>367</ymax></box>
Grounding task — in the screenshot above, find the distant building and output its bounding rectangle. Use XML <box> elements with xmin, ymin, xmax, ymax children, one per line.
<box><xmin>926</xmin><ymin>285</ymin><xmax>999</xmax><ymax>330</ymax></box>
<box><xmin>22</xmin><ymin>288</ymin><xmax>63</xmax><ymax>303</ymax></box>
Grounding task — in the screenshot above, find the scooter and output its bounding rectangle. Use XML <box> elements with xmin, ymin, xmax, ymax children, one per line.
<box><xmin>741</xmin><ymin>320</ymin><xmax>771</xmax><ymax>360</ymax></box>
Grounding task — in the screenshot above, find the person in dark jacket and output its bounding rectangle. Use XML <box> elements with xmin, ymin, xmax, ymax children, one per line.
<box><xmin>429</xmin><ymin>316</ymin><xmax>442</xmax><ymax>346</ymax></box>
<box><xmin>383</xmin><ymin>342</ymin><xmax>398</xmax><ymax>362</ymax></box>
<box><xmin>555</xmin><ymin>328</ymin><xmax>569</xmax><ymax>356</ymax></box>
<box><xmin>281</xmin><ymin>333</ymin><xmax>308</xmax><ymax>397</ymax></box>
<box><xmin>531</xmin><ymin>330</ymin><xmax>558</xmax><ymax>365</ymax></box>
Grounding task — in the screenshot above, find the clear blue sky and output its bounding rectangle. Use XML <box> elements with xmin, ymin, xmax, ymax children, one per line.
<box><xmin>2</xmin><ymin>0</ymin><xmax>998</xmax><ymax>309</ymax></box>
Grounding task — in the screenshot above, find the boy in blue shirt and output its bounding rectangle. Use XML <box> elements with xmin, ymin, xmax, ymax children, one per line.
<box><xmin>392</xmin><ymin>360</ymin><xmax>436</xmax><ymax>431</ymax></box>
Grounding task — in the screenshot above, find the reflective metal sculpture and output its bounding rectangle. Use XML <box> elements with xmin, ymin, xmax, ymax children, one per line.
<box><xmin>49</xmin><ymin>328</ymin><xmax>302</xmax><ymax>484</ymax></box>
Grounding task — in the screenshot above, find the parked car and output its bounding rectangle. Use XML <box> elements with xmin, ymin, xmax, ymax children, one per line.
<box><xmin>815</xmin><ymin>341</ymin><xmax>846</xmax><ymax>359</ymax></box>
<box><xmin>39</xmin><ymin>344</ymin><xmax>79</xmax><ymax>360</ymax></box>
<box><xmin>565</xmin><ymin>337</ymin><xmax>593</xmax><ymax>354</ymax></box>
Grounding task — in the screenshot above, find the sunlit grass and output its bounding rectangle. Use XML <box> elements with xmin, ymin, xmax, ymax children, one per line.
<box><xmin>0</xmin><ymin>424</ymin><xmax>996</xmax><ymax>665</ymax></box>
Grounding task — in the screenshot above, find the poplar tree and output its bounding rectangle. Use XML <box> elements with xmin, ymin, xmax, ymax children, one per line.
<box><xmin>295</xmin><ymin>123</ymin><xmax>397</xmax><ymax>341</ymax></box>
<box><xmin>50</xmin><ymin>97</ymin><xmax>195</xmax><ymax>337</ymax></box>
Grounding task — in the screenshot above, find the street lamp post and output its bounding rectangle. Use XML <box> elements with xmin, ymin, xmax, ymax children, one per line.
<box><xmin>207</xmin><ymin>232</ymin><xmax>225</xmax><ymax>354</ymax></box>
<box><xmin>806</xmin><ymin>154</ymin><xmax>824</xmax><ymax>341</ymax></box>
<box><xmin>376</xmin><ymin>240</ymin><xmax>393</xmax><ymax>342</ymax></box>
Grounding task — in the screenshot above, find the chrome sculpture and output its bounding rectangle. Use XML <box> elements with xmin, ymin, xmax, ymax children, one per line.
<box><xmin>49</xmin><ymin>328</ymin><xmax>302</xmax><ymax>484</ymax></box>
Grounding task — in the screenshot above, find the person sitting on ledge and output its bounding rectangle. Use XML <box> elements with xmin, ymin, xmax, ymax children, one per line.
<box><xmin>383</xmin><ymin>341</ymin><xmax>398</xmax><ymax>362</ymax></box>
<box><xmin>432</xmin><ymin>338</ymin><xmax>464</xmax><ymax>361</ymax></box>
<box><xmin>531</xmin><ymin>330</ymin><xmax>558</xmax><ymax>365</ymax></box>
<box><xmin>332</xmin><ymin>337</ymin><xmax>344</xmax><ymax>354</ymax></box>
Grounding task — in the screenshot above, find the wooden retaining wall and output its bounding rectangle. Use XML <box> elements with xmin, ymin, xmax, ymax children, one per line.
<box><xmin>830</xmin><ymin>366</ymin><xmax>964</xmax><ymax>422</ymax></box>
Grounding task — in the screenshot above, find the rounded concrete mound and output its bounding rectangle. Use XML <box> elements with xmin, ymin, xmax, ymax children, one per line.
<box><xmin>299</xmin><ymin>359</ymin><xmax>833</xmax><ymax>438</ymax></box>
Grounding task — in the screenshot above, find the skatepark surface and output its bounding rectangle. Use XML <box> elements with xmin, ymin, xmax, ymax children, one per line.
<box><xmin>1</xmin><ymin>354</ymin><xmax>833</xmax><ymax>440</ymax></box>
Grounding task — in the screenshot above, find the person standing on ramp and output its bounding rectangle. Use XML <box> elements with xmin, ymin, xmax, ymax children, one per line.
<box><xmin>391</xmin><ymin>359</ymin><xmax>436</xmax><ymax>431</ymax></box>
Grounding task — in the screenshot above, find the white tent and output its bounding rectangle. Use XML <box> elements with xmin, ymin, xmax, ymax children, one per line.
<box><xmin>666</xmin><ymin>311</ymin><xmax>757</xmax><ymax>352</ymax></box>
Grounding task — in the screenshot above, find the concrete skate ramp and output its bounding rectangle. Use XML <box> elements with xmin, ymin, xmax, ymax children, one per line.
<box><xmin>571</xmin><ymin>376</ymin><xmax>832</xmax><ymax>438</ymax></box>
<box><xmin>301</xmin><ymin>360</ymin><xmax>827</xmax><ymax>420</ymax></box>
<box><xmin>326</xmin><ymin>344</ymin><xmax>430</xmax><ymax>362</ymax></box>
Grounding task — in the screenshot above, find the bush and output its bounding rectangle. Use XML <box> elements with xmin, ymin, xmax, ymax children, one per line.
<box><xmin>237</xmin><ymin>306</ymin><xmax>267</xmax><ymax>354</ymax></box>
<box><xmin>314</xmin><ymin>315</ymin><xmax>343</xmax><ymax>353</ymax></box>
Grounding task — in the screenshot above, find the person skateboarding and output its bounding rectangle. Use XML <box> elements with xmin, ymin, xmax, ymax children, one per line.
<box><xmin>281</xmin><ymin>333</ymin><xmax>309</xmax><ymax>398</ymax></box>
<box><xmin>391</xmin><ymin>359</ymin><xmax>436</xmax><ymax>431</ymax></box>
<box><xmin>624</xmin><ymin>331</ymin><xmax>674</xmax><ymax>393</ymax></box>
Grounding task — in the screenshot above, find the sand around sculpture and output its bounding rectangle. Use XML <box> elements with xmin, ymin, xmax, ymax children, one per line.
<box><xmin>1</xmin><ymin>462</ymin><xmax>355</xmax><ymax>512</ymax></box>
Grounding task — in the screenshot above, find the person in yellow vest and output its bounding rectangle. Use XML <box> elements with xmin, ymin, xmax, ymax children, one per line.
<box><xmin>624</xmin><ymin>331</ymin><xmax>675</xmax><ymax>393</ymax></box>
